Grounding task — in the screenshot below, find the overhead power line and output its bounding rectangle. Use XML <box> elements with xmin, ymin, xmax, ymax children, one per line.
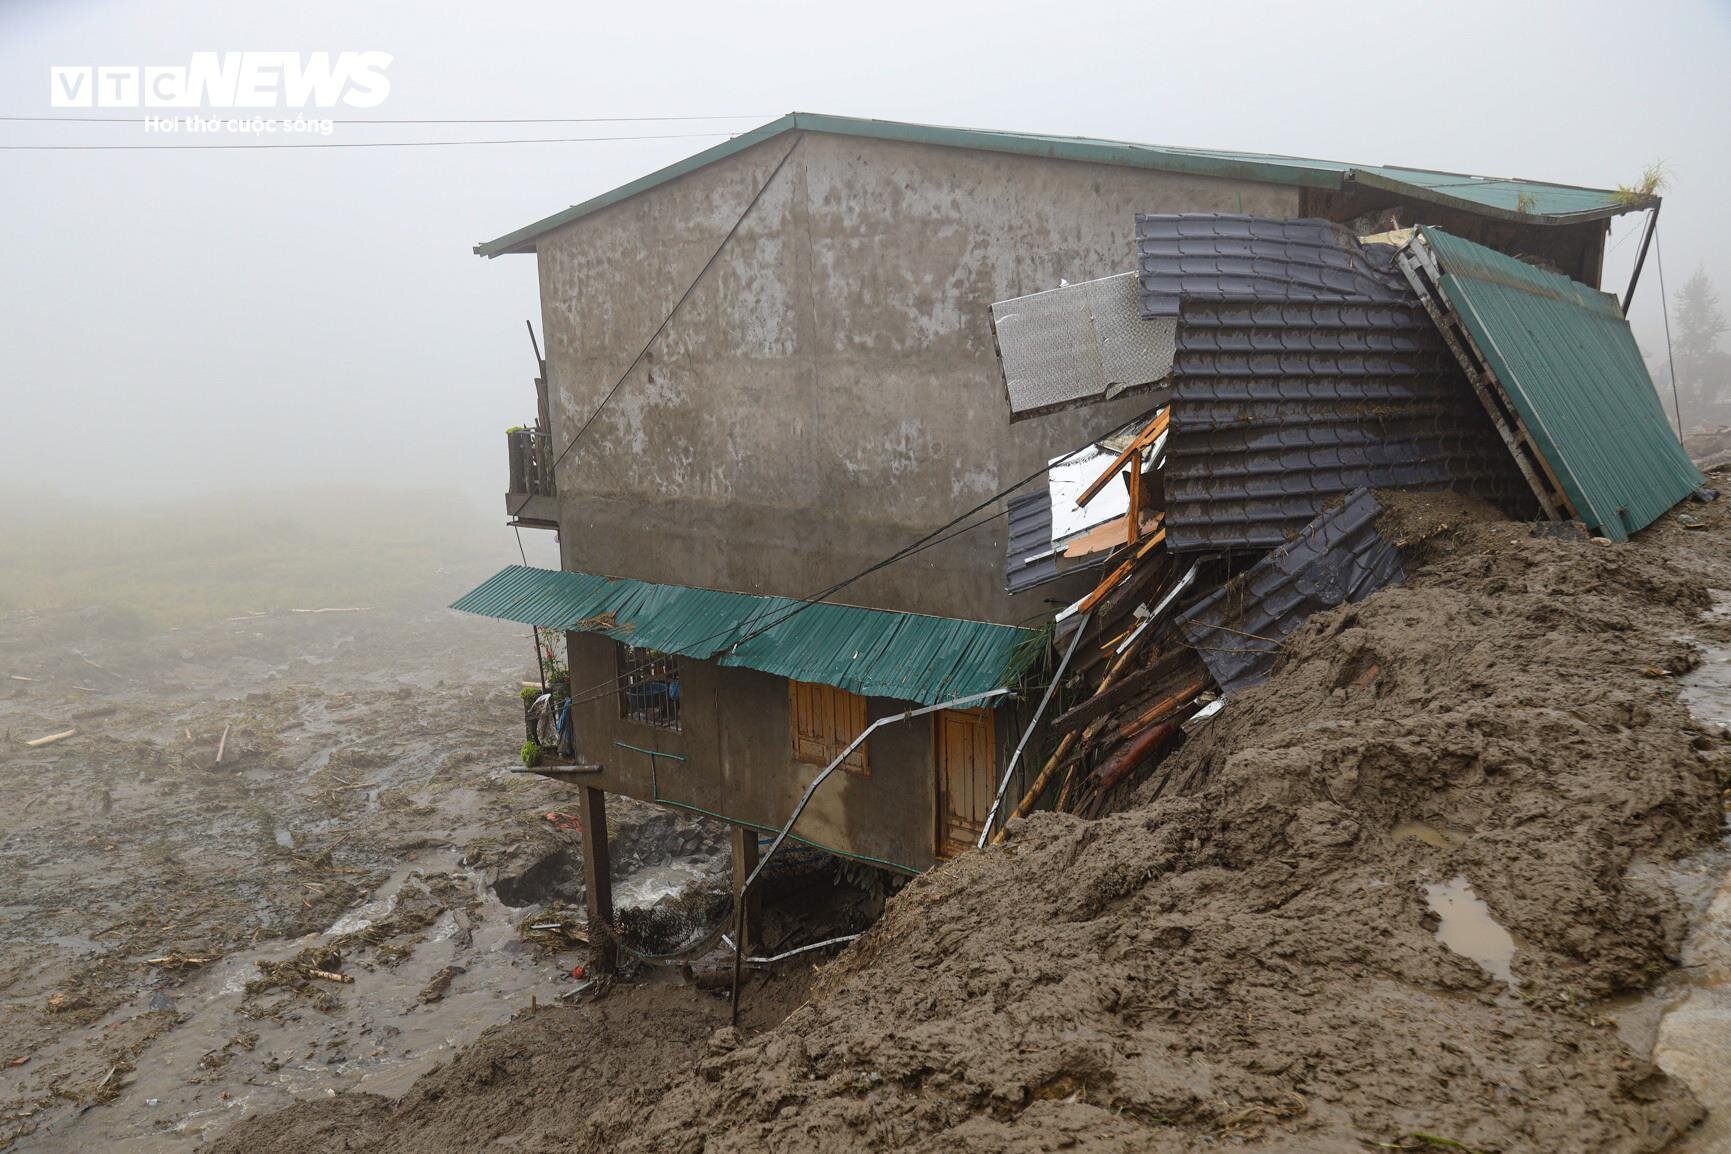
<box><xmin>0</xmin><ymin>113</ymin><xmax>772</xmax><ymax>125</ymax></box>
<box><xmin>550</xmin><ymin>410</ymin><xmax>1161</xmax><ymax>714</ymax></box>
<box><xmin>0</xmin><ymin>130</ymin><xmax>747</xmax><ymax>151</ymax></box>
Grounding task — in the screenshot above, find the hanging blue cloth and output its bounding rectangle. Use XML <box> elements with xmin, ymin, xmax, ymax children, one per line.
<box><xmin>556</xmin><ymin>698</ymin><xmax>573</xmax><ymax>757</ymax></box>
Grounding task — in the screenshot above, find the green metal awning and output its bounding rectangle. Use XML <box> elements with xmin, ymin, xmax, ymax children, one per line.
<box><xmin>1416</xmin><ymin>226</ymin><xmax>1703</xmax><ymax>541</ymax></box>
<box><xmin>450</xmin><ymin>565</ymin><xmax>1041</xmax><ymax>706</ymax></box>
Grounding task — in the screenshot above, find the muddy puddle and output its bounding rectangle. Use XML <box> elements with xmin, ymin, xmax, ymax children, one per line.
<box><xmin>1392</xmin><ymin>820</ymin><xmax>1466</xmax><ymax>849</ymax></box>
<box><xmin>1608</xmin><ymin>589</ymin><xmax>1731</xmax><ymax>1152</ymax></box>
<box><xmin>1424</xmin><ymin>875</ymin><xmax>1518</xmax><ymax>990</ymax></box>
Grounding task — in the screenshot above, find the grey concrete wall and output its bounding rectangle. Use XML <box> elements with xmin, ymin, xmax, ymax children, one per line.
<box><xmin>563</xmin><ymin>630</ymin><xmax>942</xmax><ymax>872</ymax></box>
<box><xmin>536</xmin><ymin>131</ymin><xmax>1298</xmax><ymax>625</ymax></box>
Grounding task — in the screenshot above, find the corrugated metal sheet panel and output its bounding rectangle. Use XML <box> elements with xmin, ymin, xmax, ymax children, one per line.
<box><xmin>1352</xmin><ymin>165</ymin><xmax>1632</xmax><ymax>222</ymax></box>
<box><xmin>990</xmin><ymin>272</ymin><xmax>1175</xmax><ymax>419</ymax></box>
<box><xmin>1417</xmin><ymin>227</ymin><xmax>1704</xmax><ymax>541</ymax></box>
<box><xmin>450</xmin><ymin>566</ymin><xmax>1036</xmax><ymax>705</ymax></box>
<box><xmin>1134</xmin><ymin>216</ymin><xmax>1533</xmax><ymax>551</ymax></box>
<box><xmin>1177</xmin><ymin>489</ymin><xmax>1403</xmax><ymax>693</ymax></box>
<box><xmin>726</xmin><ymin>605</ymin><xmax>1041</xmax><ymax>703</ymax></box>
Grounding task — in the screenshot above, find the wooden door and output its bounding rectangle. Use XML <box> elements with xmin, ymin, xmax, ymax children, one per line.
<box><xmin>935</xmin><ymin>708</ymin><xmax>996</xmax><ymax>860</ymax></box>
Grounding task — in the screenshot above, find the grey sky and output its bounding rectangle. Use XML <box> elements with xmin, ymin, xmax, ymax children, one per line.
<box><xmin>3</xmin><ymin>0</ymin><xmax>1728</xmax><ymax>515</ymax></box>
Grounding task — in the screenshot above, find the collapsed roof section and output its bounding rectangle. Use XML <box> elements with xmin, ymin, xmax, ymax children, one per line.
<box><xmin>1401</xmin><ymin>227</ymin><xmax>1704</xmax><ymax>541</ymax></box>
<box><xmin>1177</xmin><ymin>489</ymin><xmax>1403</xmax><ymax>693</ymax></box>
<box><xmin>1006</xmin><ymin>420</ymin><xmax>1168</xmax><ymax>593</ymax></box>
<box><xmin>1135</xmin><ymin>214</ymin><xmax>1414</xmax><ymax>316</ymax></box>
<box><xmin>992</xmin><ymin>212</ymin><xmax>1703</xmax><ymax>815</ymax></box>
<box><xmin>1135</xmin><ymin>215</ymin><xmax>1533</xmax><ymax>551</ymax></box>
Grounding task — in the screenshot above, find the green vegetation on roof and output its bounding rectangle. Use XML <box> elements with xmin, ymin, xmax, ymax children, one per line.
<box><xmin>449</xmin><ymin>565</ymin><xmax>1038</xmax><ymax>705</ymax></box>
<box><xmin>475</xmin><ymin>112</ymin><xmax>1644</xmax><ymax>257</ymax></box>
<box><xmin>1419</xmin><ymin>226</ymin><xmax>1703</xmax><ymax>541</ymax></box>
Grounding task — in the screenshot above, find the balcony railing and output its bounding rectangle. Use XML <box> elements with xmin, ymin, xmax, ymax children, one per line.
<box><xmin>506</xmin><ymin>427</ymin><xmax>558</xmax><ymax>529</ymax></box>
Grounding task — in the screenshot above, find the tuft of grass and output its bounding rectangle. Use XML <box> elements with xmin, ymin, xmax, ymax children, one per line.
<box><xmin>1613</xmin><ymin>160</ymin><xmax>1669</xmax><ymax>205</ymax></box>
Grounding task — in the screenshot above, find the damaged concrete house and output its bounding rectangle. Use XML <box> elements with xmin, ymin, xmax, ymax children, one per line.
<box><xmin>452</xmin><ymin>112</ymin><xmax>1689</xmax><ymax>962</ymax></box>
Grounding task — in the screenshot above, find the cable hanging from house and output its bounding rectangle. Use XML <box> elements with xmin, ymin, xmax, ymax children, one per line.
<box><xmin>1655</xmin><ymin>223</ymin><xmax>1685</xmax><ymax>438</ymax></box>
<box><xmin>548</xmin><ymin>410</ymin><xmax>1162</xmax><ymax>714</ymax></box>
<box><xmin>541</xmin><ymin>133</ymin><xmax>802</xmax><ymax>480</ymax></box>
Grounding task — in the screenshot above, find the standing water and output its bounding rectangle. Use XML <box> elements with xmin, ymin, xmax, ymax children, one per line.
<box><xmin>1423</xmin><ymin>875</ymin><xmax>1518</xmax><ymax>990</ymax></box>
<box><xmin>1627</xmin><ymin>589</ymin><xmax>1731</xmax><ymax>1152</ymax></box>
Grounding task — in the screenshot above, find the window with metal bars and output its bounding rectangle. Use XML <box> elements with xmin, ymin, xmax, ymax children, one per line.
<box><xmin>617</xmin><ymin>644</ymin><xmax>681</xmax><ymax>730</ymax></box>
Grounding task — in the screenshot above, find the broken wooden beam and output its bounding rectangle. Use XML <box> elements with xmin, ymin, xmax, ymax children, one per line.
<box><xmin>1094</xmin><ymin>719</ymin><xmax>1184</xmax><ymax>791</ymax></box>
<box><xmin>1049</xmin><ymin>650</ymin><xmax>1203</xmax><ymax>736</ymax></box>
<box><xmin>1075</xmin><ymin>409</ymin><xmax>1169</xmax><ymax>509</ymax></box>
<box><xmin>1070</xmin><ymin>528</ymin><xmax>1167</xmax><ymax>619</ymax></box>
<box><xmin>1108</xmin><ymin>677</ymin><xmax>1209</xmax><ymax>744</ymax></box>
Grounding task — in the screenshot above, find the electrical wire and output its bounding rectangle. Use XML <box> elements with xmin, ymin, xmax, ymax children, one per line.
<box><xmin>543</xmin><ymin>134</ymin><xmax>800</xmax><ymax>479</ymax></box>
<box><xmin>0</xmin><ymin>113</ymin><xmax>770</xmax><ymax>124</ymax></box>
<box><xmin>551</xmin><ymin>501</ymin><xmax>1015</xmax><ymax>715</ymax></box>
<box><xmin>1655</xmin><ymin>224</ymin><xmax>1684</xmax><ymax>438</ymax></box>
<box><xmin>549</xmin><ymin>411</ymin><xmax>1158</xmax><ymax>714</ymax></box>
<box><xmin>0</xmin><ymin>130</ymin><xmax>745</xmax><ymax>151</ymax></box>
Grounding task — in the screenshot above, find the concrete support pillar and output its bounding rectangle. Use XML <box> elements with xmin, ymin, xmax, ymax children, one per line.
<box><xmin>578</xmin><ymin>785</ymin><xmax>616</xmax><ymax>974</ymax></box>
<box><xmin>731</xmin><ymin>825</ymin><xmax>762</xmax><ymax>954</ymax></box>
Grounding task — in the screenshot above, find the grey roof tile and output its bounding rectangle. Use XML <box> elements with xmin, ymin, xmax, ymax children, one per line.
<box><xmin>1176</xmin><ymin>488</ymin><xmax>1403</xmax><ymax>692</ymax></box>
<box><xmin>1131</xmin><ymin>215</ymin><xmax>1533</xmax><ymax>552</ymax></box>
<box><xmin>1135</xmin><ymin>214</ymin><xmax>1411</xmax><ymax>316</ymax></box>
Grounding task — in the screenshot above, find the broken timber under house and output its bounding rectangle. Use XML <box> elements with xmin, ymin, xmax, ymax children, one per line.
<box><xmin>451</xmin><ymin>112</ymin><xmax>1690</xmax><ymax>975</ymax></box>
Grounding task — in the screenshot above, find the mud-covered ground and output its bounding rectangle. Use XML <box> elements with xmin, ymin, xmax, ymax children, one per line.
<box><xmin>0</xmin><ymin>593</ymin><xmax>736</xmax><ymax>1152</ymax></box>
<box><xmin>217</xmin><ymin>478</ymin><xmax>1731</xmax><ymax>1154</ymax></box>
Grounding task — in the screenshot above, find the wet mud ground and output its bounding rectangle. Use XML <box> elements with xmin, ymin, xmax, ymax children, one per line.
<box><xmin>0</xmin><ymin>599</ymin><xmax>733</xmax><ymax>1151</ymax></box>
<box><xmin>213</xmin><ymin>482</ymin><xmax>1731</xmax><ymax>1154</ymax></box>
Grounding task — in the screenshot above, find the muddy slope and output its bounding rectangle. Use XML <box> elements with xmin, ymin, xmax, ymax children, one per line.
<box><xmin>221</xmin><ymin>492</ymin><xmax>1731</xmax><ymax>1153</ymax></box>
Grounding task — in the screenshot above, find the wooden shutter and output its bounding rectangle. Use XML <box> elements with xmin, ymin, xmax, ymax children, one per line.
<box><xmin>789</xmin><ymin>681</ymin><xmax>869</xmax><ymax>775</ymax></box>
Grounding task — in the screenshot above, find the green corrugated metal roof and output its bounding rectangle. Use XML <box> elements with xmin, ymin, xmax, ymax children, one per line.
<box><xmin>449</xmin><ymin>565</ymin><xmax>1039</xmax><ymax>705</ymax></box>
<box><xmin>1418</xmin><ymin>226</ymin><xmax>1703</xmax><ymax>541</ymax></box>
<box><xmin>475</xmin><ymin>112</ymin><xmax>1645</xmax><ymax>256</ymax></box>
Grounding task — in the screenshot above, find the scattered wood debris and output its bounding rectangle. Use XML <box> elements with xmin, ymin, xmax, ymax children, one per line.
<box><xmin>416</xmin><ymin>964</ymin><xmax>464</xmax><ymax>1004</ymax></box>
<box><xmin>24</xmin><ymin>729</ymin><xmax>75</xmax><ymax>748</ymax></box>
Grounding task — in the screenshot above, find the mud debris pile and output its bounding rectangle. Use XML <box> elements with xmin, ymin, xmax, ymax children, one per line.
<box><xmin>218</xmin><ymin>484</ymin><xmax>1731</xmax><ymax>1154</ymax></box>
